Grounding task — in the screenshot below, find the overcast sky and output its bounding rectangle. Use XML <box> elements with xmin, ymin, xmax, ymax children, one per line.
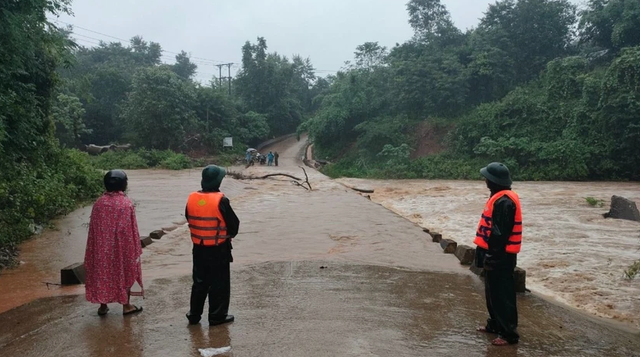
<box><xmin>53</xmin><ymin>0</ymin><xmax>585</xmax><ymax>83</ymax></box>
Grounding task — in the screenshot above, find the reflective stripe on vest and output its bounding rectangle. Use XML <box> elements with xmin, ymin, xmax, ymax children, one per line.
<box><xmin>186</xmin><ymin>191</ymin><xmax>230</xmax><ymax>246</ymax></box>
<box><xmin>473</xmin><ymin>190</ymin><xmax>522</xmax><ymax>254</ymax></box>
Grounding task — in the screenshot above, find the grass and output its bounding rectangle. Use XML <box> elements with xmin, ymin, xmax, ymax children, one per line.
<box><xmin>624</xmin><ymin>260</ymin><xmax>640</xmax><ymax>279</ymax></box>
<box><xmin>585</xmin><ymin>197</ymin><xmax>605</xmax><ymax>207</ymax></box>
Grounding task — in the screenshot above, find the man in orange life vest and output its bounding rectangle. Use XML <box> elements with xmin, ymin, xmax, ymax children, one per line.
<box><xmin>474</xmin><ymin>162</ymin><xmax>522</xmax><ymax>346</ymax></box>
<box><xmin>185</xmin><ymin>165</ymin><xmax>240</xmax><ymax>326</ymax></box>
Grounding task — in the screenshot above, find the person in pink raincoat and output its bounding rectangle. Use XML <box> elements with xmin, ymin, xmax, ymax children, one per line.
<box><xmin>84</xmin><ymin>170</ymin><xmax>144</xmax><ymax>316</ymax></box>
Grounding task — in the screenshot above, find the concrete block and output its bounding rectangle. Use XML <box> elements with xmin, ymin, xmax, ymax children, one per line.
<box><xmin>429</xmin><ymin>232</ymin><xmax>442</xmax><ymax>243</ymax></box>
<box><xmin>162</xmin><ymin>225</ymin><xmax>179</xmax><ymax>232</ymax></box>
<box><xmin>140</xmin><ymin>236</ymin><xmax>153</xmax><ymax>248</ymax></box>
<box><xmin>514</xmin><ymin>267</ymin><xmax>526</xmax><ymax>293</ymax></box>
<box><xmin>61</xmin><ymin>262</ymin><xmax>86</xmax><ymax>285</ymax></box>
<box><xmin>150</xmin><ymin>230</ymin><xmax>165</xmax><ymax>239</ymax></box>
<box><xmin>469</xmin><ymin>264</ymin><xmax>485</xmax><ymax>277</ymax></box>
<box><xmin>455</xmin><ymin>245</ymin><xmax>475</xmax><ymax>265</ymax></box>
<box><xmin>440</xmin><ymin>239</ymin><xmax>457</xmax><ymax>254</ymax></box>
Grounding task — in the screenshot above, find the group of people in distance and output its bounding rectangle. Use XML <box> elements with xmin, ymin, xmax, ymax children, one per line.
<box><xmin>245</xmin><ymin>150</ymin><xmax>279</xmax><ymax>167</ymax></box>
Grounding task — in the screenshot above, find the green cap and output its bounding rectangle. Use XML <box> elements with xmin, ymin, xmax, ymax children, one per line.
<box><xmin>201</xmin><ymin>165</ymin><xmax>226</xmax><ymax>191</ymax></box>
<box><xmin>480</xmin><ymin>162</ymin><xmax>512</xmax><ymax>187</ymax></box>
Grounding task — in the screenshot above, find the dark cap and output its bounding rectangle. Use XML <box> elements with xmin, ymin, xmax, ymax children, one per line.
<box><xmin>480</xmin><ymin>162</ymin><xmax>512</xmax><ymax>187</ymax></box>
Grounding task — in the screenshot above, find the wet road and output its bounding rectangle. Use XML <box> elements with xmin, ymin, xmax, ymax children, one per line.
<box><xmin>1</xmin><ymin>136</ymin><xmax>639</xmax><ymax>356</ymax></box>
<box><xmin>2</xmin><ymin>262</ymin><xmax>639</xmax><ymax>356</ymax></box>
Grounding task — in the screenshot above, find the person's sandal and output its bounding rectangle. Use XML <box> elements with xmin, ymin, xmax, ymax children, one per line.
<box><xmin>123</xmin><ymin>305</ymin><xmax>143</xmax><ymax>315</ymax></box>
<box><xmin>476</xmin><ymin>325</ymin><xmax>498</xmax><ymax>334</ymax></box>
<box><xmin>98</xmin><ymin>306</ymin><xmax>109</xmax><ymax>316</ymax></box>
<box><xmin>492</xmin><ymin>337</ymin><xmax>517</xmax><ymax>346</ymax></box>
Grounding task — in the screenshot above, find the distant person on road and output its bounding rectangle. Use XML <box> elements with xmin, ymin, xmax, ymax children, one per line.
<box><xmin>185</xmin><ymin>165</ymin><xmax>240</xmax><ymax>326</ymax></box>
<box><xmin>84</xmin><ymin>170</ymin><xmax>144</xmax><ymax>317</ymax></box>
<box><xmin>274</xmin><ymin>151</ymin><xmax>279</xmax><ymax>166</ymax></box>
<box><xmin>267</xmin><ymin>151</ymin><xmax>274</xmax><ymax>166</ymax></box>
<box><xmin>474</xmin><ymin>162</ymin><xmax>522</xmax><ymax>346</ymax></box>
<box><xmin>245</xmin><ymin>152</ymin><xmax>252</xmax><ymax>166</ymax></box>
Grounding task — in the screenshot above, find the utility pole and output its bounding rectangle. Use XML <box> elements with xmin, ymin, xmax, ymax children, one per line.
<box><xmin>226</xmin><ymin>63</ymin><xmax>232</xmax><ymax>95</ymax></box>
<box><xmin>216</xmin><ymin>63</ymin><xmax>234</xmax><ymax>95</ymax></box>
<box><xmin>216</xmin><ymin>64</ymin><xmax>224</xmax><ymax>87</ymax></box>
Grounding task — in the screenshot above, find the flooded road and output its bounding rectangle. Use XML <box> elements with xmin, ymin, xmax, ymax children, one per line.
<box><xmin>337</xmin><ymin>178</ymin><xmax>640</xmax><ymax>329</ymax></box>
<box><xmin>0</xmin><ymin>169</ymin><xmax>248</xmax><ymax>313</ymax></box>
<box><xmin>1</xmin><ymin>136</ymin><xmax>639</xmax><ymax>356</ymax></box>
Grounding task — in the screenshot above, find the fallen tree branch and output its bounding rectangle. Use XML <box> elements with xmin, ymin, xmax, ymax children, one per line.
<box><xmin>298</xmin><ymin>166</ymin><xmax>312</xmax><ymax>191</ymax></box>
<box><xmin>227</xmin><ymin>171</ymin><xmax>301</xmax><ymax>181</ymax></box>
<box><xmin>349</xmin><ymin>187</ymin><xmax>374</xmax><ymax>194</ymax></box>
<box><xmin>228</xmin><ymin>168</ymin><xmax>312</xmax><ymax>191</ymax></box>
<box><xmin>291</xmin><ymin>180</ymin><xmax>310</xmax><ymax>190</ymax></box>
<box><xmin>258</xmin><ymin>173</ymin><xmax>302</xmax><ymax>180</ymax></box>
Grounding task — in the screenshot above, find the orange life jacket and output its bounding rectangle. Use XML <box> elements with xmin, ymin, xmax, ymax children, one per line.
<box><xmin>186</xmin><ymin>192</ymin><xmax>229</xmax><ymax>246</ymax></box>
<box><xmin>474</xmin><ymin>190</ymin><xmax>522</xmax><ymax>254</ymax></box>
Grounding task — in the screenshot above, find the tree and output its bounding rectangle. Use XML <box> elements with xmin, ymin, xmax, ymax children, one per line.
<box><xmin>474</xmin><ymin>0</ymin><xmax>577</xmax><ymax>85</ymax></box>
<box><xmin>351</xmin><ymin>42</ymin><xmax>388</xmax><ymax>70</ymax></box>
<box><xmin>172</xmin><ymin>51</ymin><xmax>197</xmax><ymax>80</ymax></box>
<box><xmin>52</xmin><ymin>93</ymin><xmax>90</xmax><ymax>148</ymax></box>
<box><xmin>580</xmin><ymin>0</ymin><xmax>640</xmax><ymax>52</ymax></box>
<box><xmin>121</xmin><ymin>66</ymin><xmax>197</xmax><ymax>150</ymax></box>
<box><xmin>235</xmin><ymin>37</ymin><xmax>317</xmax><ymax>136</ymax></box>
<box><xmin>406</xmin><ymin>0</ymin><xmax>462</xmax><ymax>45</ymax></box>
<box><xmin>0</xmin><ymin>0</ymin><xmax>103</xmax><ymax>248</ymax></box>
<box><xmin>60</xmin><ymin>39</ymin><xmax>164</xmax><ymax>144</ymax></box>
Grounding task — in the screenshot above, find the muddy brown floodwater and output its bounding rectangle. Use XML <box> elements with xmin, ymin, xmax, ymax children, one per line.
<box><xmin>1</xmin><ymin>136</ymin><xmax>639</xmax><ymax>356</ymax></box>
<box><xmin>337</xmin><ymin>178</ymin><xmax>640</xmax><ymax>329</ymax></box>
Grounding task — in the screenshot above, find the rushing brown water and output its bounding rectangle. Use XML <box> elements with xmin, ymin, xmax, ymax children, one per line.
<box><xmin>337</xmin><ymin>178</ymin><xmax>640</xmax><ymax>329</ymax></box>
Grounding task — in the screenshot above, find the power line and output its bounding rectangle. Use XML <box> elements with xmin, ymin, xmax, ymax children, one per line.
<box><xmin>54</xmin><ymin>19</ymin><xmax>235</xmax><ymax>64</ymax></box>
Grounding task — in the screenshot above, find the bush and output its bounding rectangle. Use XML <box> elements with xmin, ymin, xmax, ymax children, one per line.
<box><xmin>0</xmin><ymin>149</ymin><xmax>103</xmax><ymax>247</ymax></box>
<box><xmin>91</xmin><ymin>149</ymin><xmax>197</xmax><ymax>170</ymax></box>
<box><xmin>92</xmin><ymin>151</ymin><xmax>149</xmax><ymax>170</ymax></box>
<box><xmin>160</xmin><ymin>153</ymin><xmax>192</xmax><ymax>170</ymax></box>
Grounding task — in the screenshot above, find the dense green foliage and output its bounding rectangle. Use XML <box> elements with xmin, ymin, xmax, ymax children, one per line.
<box><xmin>55</xmin><ymin>35</ymin><xmax>322</xmax><ymax>153</ymax></box>
<box><xmin>235</xmin><ymin>38</ymin><xmax>325</xmax><ymax>136</ymax></box>
<box><xmin>307</xmin><ymin>0</ymin><xmax>640</xmax><ymax>181</ymax></box>
<box><xmin>89</xmin><ymin>148</ymin><xmax>245</xmax><ymax>170</ymax></box>
<box><xmin>0</xmin><ymin>0</ymin><xmax>103</xmax><ymax>248</ymax></box>
<box><xmin>1</xmin><ymin>1</ymin><xmax>323</xmax><ymax>251</ymax></box>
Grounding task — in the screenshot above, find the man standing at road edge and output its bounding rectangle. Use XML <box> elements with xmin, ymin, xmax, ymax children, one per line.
<box><xmin>474</xmin><ymin>162</ymin><xmax>521</xmax><ymax>346</ymax></box>
<box><xmin>185</xmin><ymin>165</ymin><xmax>240</xmax><ymax>326</ymax></box>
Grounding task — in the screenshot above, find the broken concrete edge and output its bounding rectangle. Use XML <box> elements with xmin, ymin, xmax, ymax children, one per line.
<box><xmin>440</xmin><ymin>239</ymin><xmax>457</xmax><ymax>254</ymax></box>
<box><xmin>419</xmin><ymin>226</ymin><xmax>442</xmax><ymax>242</ymax></box>
<box><xmin>61</xmin><ymin>262</ymin><xmax>86</xmax><ymax>285</ymax></box>
<box><xmin>455</xmin><ymin>245</ymin><xmax>475</xmax><ymax>265</ymax></box>
<box><xmin>149</xmin><ymin>230</ymin><xmax>166</xmax><ymax>239</ymax></box>
<box><xmin>140</xmin><ymin>236</ymin><xmax>153</xmax><ymax>248</ymax></box>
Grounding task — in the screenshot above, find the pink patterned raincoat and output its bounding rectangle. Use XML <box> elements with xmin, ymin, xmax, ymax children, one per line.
<box><xmin>84</xmin><ymin>192</ymin><xmax>143</xmax><ymax>304</ymax></box>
